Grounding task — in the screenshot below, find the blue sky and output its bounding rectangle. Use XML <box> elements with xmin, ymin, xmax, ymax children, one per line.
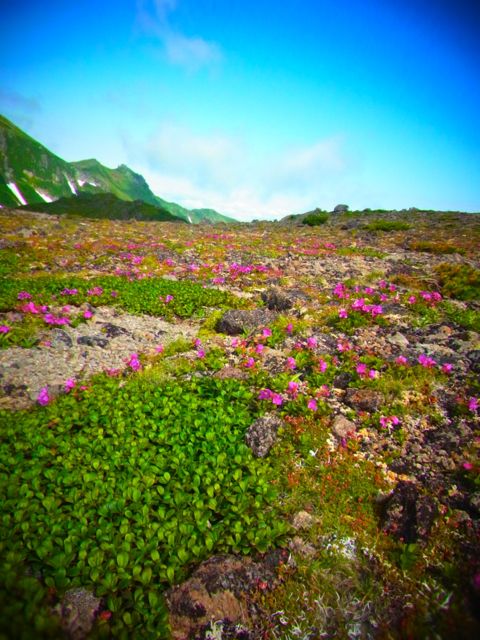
<box><xmin>1</xmin><ymin>0</ymin><xmax>479</xmax><ymax>219</ymax></box>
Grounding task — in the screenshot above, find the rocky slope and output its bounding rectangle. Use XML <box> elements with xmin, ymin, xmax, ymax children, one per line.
<box><xmin>0</xmin><ymin>207</ymin><xmax>479</xmax><ymax>639</ymax></box>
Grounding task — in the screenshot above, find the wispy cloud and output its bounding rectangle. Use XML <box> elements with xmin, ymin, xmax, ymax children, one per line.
<box><xmin>0</xmin><ymin>89</ymin><xmax>41</xmax><ymax>113</ymax></box>
<box><xmin>124</xmin><ymin>122</ymin><xmax>355</xmax><ymax>220</ymax></box>
<box><xmin>136</xmin><ymin>0</ymin><xmax>222</xmax><ymax>70</ymax></box>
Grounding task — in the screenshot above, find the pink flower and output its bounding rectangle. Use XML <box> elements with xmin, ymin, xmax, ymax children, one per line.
<box><xmin>0</xmin><ymin>325</ymin><xmax>10</xmax><ymax>334</ymax></box>
<box><xmin>317</xmin><ymin>358</ymin><xmax>328</xmax><ymax>373</ymax></box>
<box><xmin>380</xmin><ymin>415</ymin><xmax>400</xmax><ymax>429</ymax></box>
<box><xmin>418</xmin><ymin>354</ymin><xmax>436</xmax><ymax>368</ymax></box>
<box><xmin>306</xmin><ymin>336</ymin><xmax>317</xmax><ymax>349</ymax></box>
<box><xmin>468</xmin><ymin>397</ymin><xmax>479</xmax><ymax>413</ymax></box>
<box><xmin>369</xmin><ymin>369</ymin><xmax>378</xmax><ymax>379</ymax></box>
<box><xmin>307</xmin><ymin>398</ymin><xmax>317</xmax><ymax>411</ymax></box>
<box><xmin>356</xmin><ymin>363</ymin><xmax>367</xmax><ymax>377</ymax></box>
<box><xmin>197</xmin><ymin>349</ymin><xmax>205</xmax><ymax>359</ymax></box>
<box><xmin>127</xmin><ymin>353</ymin><xmax>141</xmax><ymax>371</ymax></box>
<box><xmin>271</xmin><ymin>393</ymin><xmax>283</xmax><ymax>406</ymax></box>
<box><xmin>258</xmin><ymin>388</ymin><xmax>273</xmax><ymax>400</ymax></box>
<box><xmin>286</xmin><ymin>357</ymin><xmax>296</xmax><ymax>370</ymax></box>
<box><xmin>395</xmin><ymin>355</ymin><xmax>408</xmax><ymax>365</ymax></box>
<box><xmin>287</xmin><ymin>381</ymin><xmax>299</xmax><ymax>397</ymax></box>
<box><xmin>463</xmin><ymin>462</ymin><xmax>473</xmax><ymax>471</ymax></box>
<box><xmin>37</xmin><ymin>387</ymin><xmax>50</xmax><ymax>406</ymax></box>
<box><xmin>285</xmin><ymin>323</ymin><xmax>293</xmax><ymax>334</ymax></box>
<box><xmin>87</xmin><ymin>286</ymin><xmax>103</xmax><ymax>296</ymax></box>
<box><xmin>407</xmin><ymin>295</ymin><xmax>417</xmax><ymax>304</ymax></box>
<box><xmin>255</xmin><ymin>343</ymin><xmax>264</xmax><ymax>354</ymax></box>
<box><xmin>262</xmin><ymin>328</ymin><xmax>272</xmax><ymax>338</ymax></box>
<box><xmin>165</xmin><ymin>294</ymin><xmax>174</xmax><ymax>303</ymax></box>
<box><xmin>83</xmin><ymin>310</ymin><xmax>93</xmax><ymax>319</ymax></box>
<box><xmin>155</xmin><ymin>344</ymin><xmax>164</xmax><ymax>353</ymax></box>
<box><xmin>17</xmin><ymin>291</ymin><xmax>32</xmax><ymax>300</ymax></box>
<box><xmin>337</xmin><ymin>340</ymin><xmax>352</xmax><ymax>352</ymax></box>
<box><xmin>338</xmin><ymin>308</ymin><xmax>348</xmax><ymax>319</ymax></box>
<box><xmin>244</xmin><ymin>357</ymin><xmax>255</xmax><ymax>368</ymax></box>
<box><xmin>64</xmin><ymin>378</ymin><xmax>76</xmax><ymax>392</ymax></box>
<box><xmin>441</xmin><ymin>363</ymin><xmax>453</xmax><ymax>374</ymax></box>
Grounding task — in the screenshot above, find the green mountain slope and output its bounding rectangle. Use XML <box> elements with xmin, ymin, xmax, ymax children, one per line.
<box><xmin>0</xmin><ymin>114</ymin><xmax>235</xmax><ymax>223</ymax></box>
<box><xmin>20</xmin><ymin>192</ymin><xmax>185</xmax><ymax>223</ymax></box>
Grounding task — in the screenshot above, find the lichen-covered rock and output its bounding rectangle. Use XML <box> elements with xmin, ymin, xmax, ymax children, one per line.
<box><xmin>261</xmin><ymin>287</ymin><xmax>307</xmax><ymax>311</ymax></box>
<box><xmin>344</xmin><ymin>388</ymin><xmax>384</xmax><ymax>413</ymax></box>
<box><xmin>165</xmin><ymin>555</ymin><xmax>279</xmax><ymax>640</ymax></box>
<box><xmin>292</xmin><ymin>511</ymin><xmax>317</xmax><ymax>531</ymax></box>
<box><xmin>331</xmin><ymin>414</ymin><xmax>357</xmax><ymax>440</ymax></box>
<box><xmin>215</xmin><ymin>309</ymin><xmax>277</xmax><ymax>336</ymax></box>
<box><xmin>245</xmin><ymin>414</ymin><xmax>283</xmax><ymax>458</ymax></box>
<box><xmin>53</xmin><ymin>588</ymin><xmax>101</xmax><ymax>640</ymax></box>
<box><xmin>381</xmin><ymin>481</ymin><xmax>438</xmax><ymax>543</ymax></box>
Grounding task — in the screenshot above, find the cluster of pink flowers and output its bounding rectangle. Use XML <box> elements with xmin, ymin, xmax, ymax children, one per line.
<box><xmin>17</xmin><ymin>291</ymin><xmax>32</xmax><ymax>300</ymax></box>
<box><xmin>61</xmin><ymin>288</ymin><xmax>79</xmax><ymax>296</ymax></box>
<box><xmin>0</xmin><ymin>325</ymin><xmax>10</xmax><ymax>334</ymax></box>
<box><xmin>44</xmin><ymin>313</ymin><xmax>70</xmax><ymax>326</ymax></box>
<box><xmin>469</xmin><ymin>397</ymin><xmax>479</xmax><ymax>413</ymax></box>
<box><xmin>258</xmin><ymin>384</ymin><xmax>319</xmax><ymax>411</ymax></box>
<box><xmin>380</xmin><ymin>415</ymin><xmax>401</xmax><ymax>429</ymax></box>
<box><xmin>87</xmin><ymin>286</ymin><xmax>103</xmax><ymax>296</ymax></box>
<box><xmin>356</xmin><ymin>363</ymin><xmax>379</xmax><ymax>379</ymax></box>
<box><xmin>127</xmin><ymin>353</ymin><xmax>141</xmax><ymax>371</ymax></box>
<box><xmin>37</xmin><ymin>387</ymin><xmax>50</xmax><ymax>406</ymax></box>
<box><xmin>418</xmin><ymin>354</ymin><xmax>437</xmax><ymax>368</ymax></box>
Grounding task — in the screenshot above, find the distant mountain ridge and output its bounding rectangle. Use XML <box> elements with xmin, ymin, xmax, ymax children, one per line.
<box><xmin>0</xmin><ymin>115</ymin><xmax>235</xmax><ymax>224</ymax></box>
<box><xmin>20</xmin><ymin>192</ymin><xmax>185</xmax><ymax>223</ymax></box>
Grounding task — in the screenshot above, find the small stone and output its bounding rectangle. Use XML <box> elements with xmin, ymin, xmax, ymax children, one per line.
<box><xmin>292</xmin><ymin>511</ymin><xmax>316</xmax><ymax>531</ymax></box>
<box><xmin>289</xmin><ymin>536</ymin><xmax>317</xmax><ymax>558</ymax></box>
<box><xmin>331</xmin><ymin>415</ymin><xmax>357</xmax><ymax>440</ymax></box>
<box><xmin>344</xmin><ymin>388</ymin><xmax>384</xmax><ymax>413</ymax></box>
<box><xmin>215</xmin><ymin>309</ymin><xmax>277</xmax><ymax>336</ymax></box>
<box><xmin>388</xmin><ymin>332</ymin><xmax>410</xmax><ymax>349</ymax></box>
<box><xmin>245</xmin><ymin>414</ymin><xmax>283</xmax><ymax>458</ymax></box>
<box><xmin>54</xmin><ymin>588</ymin><xmax>101</xmax><ymax>640</ymax></box>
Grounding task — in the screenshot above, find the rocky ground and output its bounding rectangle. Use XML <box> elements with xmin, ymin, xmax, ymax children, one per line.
<box><xmin>0</xmin><ymin>208</ymin><xmax>479</xmax><ymax>639</ymax></box>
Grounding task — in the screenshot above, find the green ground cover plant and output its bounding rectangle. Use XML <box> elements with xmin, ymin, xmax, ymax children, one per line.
<box><xmin>365</xmin><ymin>220</ymin><xmax>411</xmax><ymax>232</ymax></box>
<box><xmin>0</xmin><ymin>376</ymin><xmax>287</xmax><ymax>638</ymax></box>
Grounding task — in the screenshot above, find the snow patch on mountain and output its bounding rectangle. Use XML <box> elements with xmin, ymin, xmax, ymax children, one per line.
<box><xmin>65</xmin><ymin>175</ymin><xmax>77</xmax><ymax>195</ymax></box>
<box><xmin>7</xmin><ymin>182</ymin><xmax>27</xmax><ymax>205</ymax></box>
<box><xmin>34</xmin><ymin>189</ymin><xmax>54</xmax><ymax>203</ymax></box>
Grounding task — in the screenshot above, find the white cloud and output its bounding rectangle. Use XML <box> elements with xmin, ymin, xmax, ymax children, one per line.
<box><xmin>124</xmin><ymin>122</ymin><xmax>354</xmax><ymax>221</ymax></box>
<box><xmin>136</xmin><ymin>0</ymin><xmax>222</xmax><ymax>70</ymax></box>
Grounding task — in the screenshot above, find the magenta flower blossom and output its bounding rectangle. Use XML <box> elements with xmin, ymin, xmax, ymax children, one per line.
<box><xmin>463</xmin><ymin>462</ymin><xmax>473</xmax><ymax>471</ymax></box>
<box><xmin>17</xmin><ymin>291</ymin><xmax>32</xmax><ymax>300</ymax></box>
<box><xmin>338</xmin><ymin>308</ymin><xmax>348</xmax><ymax>319</ymax></box>
<box><xmin>395</xmin><ymin>355</ymin><xmax>408</xmax><ymax>365</ymax></box>
<box><xmin>286</xmin><ymin>357</ymin><xmax>296</xmax><ymax>370</ymax></box>
<box><xmin>307</xmin><ymin>398</ymin><xmax>317</xmax><ymax>411</ymax></box>
<box><xmin>37</xmin><ymin>387</ymin><xmax>50</xmax><ymax>406</ymax></box>
<box><xmin>165</xmin><ymin>294</ymin><xmax>174</xmax><ymax>303</ymax></box>
<box><xmin>244</xmin><ymin>357</ymin><xmax>255</xmax><ymax>368</ymax></box>
<box><xmin>64</xmin><ymin>378</ymin><xmax>76</xmax><ymax>392</ymax></box>
<box><xmin>369</xmin><ymin>369</ymin><xmax>378</xmax><ymax>379</ymax></box>
<box><xmin>441</xmin><ymin>363</ymin><xmax>453</xmax><ymax>374</ymax></box>
<box><xmin>317</xmin><ymin>358</ymin><xmax>328</xmax><ymax>373</ymax></box>
<box><xmin>262</xmin><ymin>327</ymin><xmax>272</xmax><ymax>338</ymax></box>
<box><xmin>83</xmin><ymin>310</ymin><xmax>93</xmax><ymax>319</ymax></box>
<box><xmin>0</xmin><ymin>325</ymin><xmax>10</xmax><ymax>334</ymax></box>
<box><xmin>127</xmin><ymin>353</ymin><xmax>141</xmax><ymax>371</ymax></box>
<box><xmin>285</xmin><ymin>323</ymin><xmax>293</xmax><ymax>334</ymax></box>
<box><xmin>197</xmin><ymin>349</ymin><xmax>205</xmax><ymax>359</ymax></box>
<box><xmin>380</xmin><ymin>415</ymin><xmax>400</xmax><ymax>429</ymax></box>
<box><xmin>306</xmin><ymin>336</ymin><xmax>317</xmax><ymax>349</ymax></box>
<box><xmin>287</xmin><ymin>381</ymin><xmax>299</xmax><ymax>397</ymax></box>
<box><xmin>155</xmin><ymin>344</ymin><xmax>164</xmax><ymax>353</ymax></box>
<box><xmin>111</xmin><ymin>290</ymin><xmax>118</xmax><ymax>297</ymax></box>
<box><xmin>258</xmin><ymin>388</ymin><xmax>273</xmax><ymax>400</ymax></box>
<box><xmin>87</xmin><ymin>286</ymin><xmax>103</xmax><ymax>296</ymax></box>
<box><xmin>255</xmin><ymin>343</ymin><xmax>264</xmax><ymax>354</ymax></box>
<box><xmin>468</xmin><ymin>397</ymin><xmax>479</xmax><ymax>413</ymax></box>
<box><xmin>356</xmin><ymin>363</ymin><xmax>367</xmax><ymax>377</ymax></box>
<box><xmin>418</xmin><ymin>354</ymin><xmax>437</xmax><ymax>368</ymax></box>
<box><xmin>271</xmin><ymin>393</ymin><xmax>283</xmax><ymax>406</ymax></box>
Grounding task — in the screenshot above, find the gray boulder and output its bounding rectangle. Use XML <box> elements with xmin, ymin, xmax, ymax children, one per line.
<box><xmin>245</xmin><ymin>414</ymin><xmax>283</xmax><ymax>457</ymax></box>
<box><xmin>216</xmin><ymin>309</ymin><xmax>277</xmax><ymax>335</ymax></box>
